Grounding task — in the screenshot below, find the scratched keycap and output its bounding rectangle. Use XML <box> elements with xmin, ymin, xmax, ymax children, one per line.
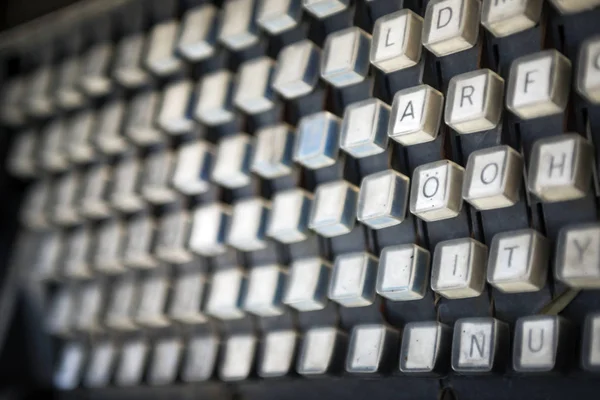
<box><xmin>422</xmin><ymin>0</ymin><xmax>480</xmax><ymax>57</ymax></box>
<box><xmin>346</xmin><ymin>324</ymin><xmax>399</xmax><ymax>374</ymax></box>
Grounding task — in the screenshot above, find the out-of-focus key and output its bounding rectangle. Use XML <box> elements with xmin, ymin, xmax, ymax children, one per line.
<box><xmin>0</xmin><ymin>77</ymin><xmax>25</xmax><ymax>126</ymax></box>
<box><xmin>53</xmin><ymin>171</ymin><xmax>82</xmax><ymax>226</ymax></box>
<box><xmin>94</xmin><ymin>218</ymin><xmax>126</xmax><ymax>274</ymax></box>
<box><xmin>267</xmin><ymin>188</ymin><xmax>312</xmax><ymax>244</ymax></box>
<box><xmin>244</xmin><ymin>264</ymin><xmax>286</xmax><ymax>316</ymax></box>
<box><xmin>145</xmin><ymin>20</ymin><xmax>182</xmax><ymax>77</ymax></box>
<box><xmin>555</xmin><ymin>223</ymin><xmax>600</xmax><ymax>288</ymax></box>
<box><xmin>155</xmin><ymin>207</ymin><xmax>192</xmax><ymax>264</ymax></box>
<box><xmin>329</xmin><ymin>252</ymin><xmax>378</xmax><ymax>307</ymax></box>
<box><xmin>346</xmin><ymin>324</ymin><xmax>399</xmax><ymax>374</ymax></box>
<box><xmin>169</xmin><ymin>270</ymin><xmax>206</xmax><ymax>324</ymax></box>
<box><xmin>258</xmin><ymin>0</ymin><xmax>302</xmax><ymax>35</ymax></box>
<box><xmin>148</xmin><ymin>338</ymin><xmax>182</xmax><ymax>385</ymax></box>
<box><xmin>321</xmin><ymin>27</ymin><xmax>371</xmax><ymax>88</ymax></box>
<box><xmin>205</xmin><ymin>267</ymin><xmax>246</xmax><ymax>320</ymax></box>
<box><xmin>55</xmin><ymin>55</ymin><xmax>84</xmax><ymax>110</ymax></box>
<box><xmin>84</xmin><ymin>341</ymin><xmax>116</xmax><ymax>388</ymax></box>
<box><xmin>251</xmin><ymin>124</ymin><xmax>295</xmax><ymax>179</ymax></box>
<box><xmin>79</xmin><ymin>42</ymin><xmax>113</xmax><ymax>97</ymax></box>
<box><xmin>33</xmin><ymin>231</ymin><xmax>63</xmax><ymax>281</ymax></box>
<box><xmin>581</xmin><ymin>312</ymin><xmax>600</xmax><ymax>372</ymax></box>
<box><xmin>513</xmin><ymin>315</ymin><xmax>569</xmax><ymax>373</ymax></box>
<box><xmin>487</xmin><ymin>229</ymin><xmax>549</xmax><ymax>293</ymax></box>
<box><xmin>66</xmin><ymin>110</ymin><xmax>96</xmax><ymax>164</ymax></box>
<box><xmin>220</xmin><ymin>334</ymin><xmax>257</xmax><ymax>381</ymax></box>
<box><xmin>259</xmin><ymin>330</ymin><xmax>298</xmax><ymax>378</ymax></box>
<box><xmin>234</xmin><ymin>57</ymin><xmax>276</xmax><ymax>115</ymax></box>
<box><xmin>549</xmin><ymin>0</ymin><xmax>600</xmax><ymax>14</ymax></box>
<box><xmin>63</xmin><ymin>225</ymin><xmax>93</xmax><ymax>279</ymax></box>
<box><xmin>182</xmin><ymin>335</ymin><xmax>219</xmax><ymax>382</ymax></box>
<box><xmin>400</xmin><ymin>321</ymin><xmax>451</xmax><ymax>374</ymax></box>
<box><xmin>54</xmin><ymin>343</ymin><xmax>86</xmax><ymax>390</ymax></box>
<box><xmin>358</xmin><ymin>169</ymin><xmax>410</xmax><ymax>229</ymax></box>
<box><xmin>297</xmin><ymin>327</ymin><xmax>346</xmax><ymax>376</ymax></box>
<box><xmin>105</xmin><ymin>274</ymin><xmax>138</xmax><ymax>331</ymax></box>
<box><xmin>126</xmin><ymin>90</ymin><xmax>162</xmax><ymax>146</ymax></box>
<box><xmin>7</xmin><ymin>128</ymin><xmax>37</xmax><ymax>178</ymax></box>
<box><xmin>194</xmin><ymin>70</ymin><xmax>235</xmax><ymax>126</ymax></box>
<box><xmin>370</xmin><ymin>9</ymin><xmax>423</xmax><ymax>73</ymax></box>
<box><xmin>577</xmin><ymin>36</ymin><xmax>600</xmax><ymax>104</ymax></box>
<box><xmin>135</xmin><ymin>270</ymin><xmax>171</xmax><ymax>328</ymax></box>
<box><xmin>46</xmin><ymin>286</ymin><xmax>76</xmax><ymax>336</ymax></box>
<box><xmin>26</xmin><ymin>65</ymin><xmax>54</xmax><ymax>118</ymax></box>
<box><xmin>212</xmin><ymin>133</ymin><xmax>253</xmax><ymax>189</ymax></box>
<box><xmin>189</xmin><ymin>203</ymin><xmax>230</xmax><ymax>256</ymax></box>
<box><xmin>283</xmin><ymin>257</ymin><xmax>330</xmax><ymax>311</ymax></box>
<box><xmin>40</xmin><ymin>119</ymin><xmax>69</xmax><ymax>173</ymax></box>
<box><xmin>463</xmin><ymin>145</ymin><xmax>523</xmax><ymax>210</ymax></box>
<box><xmin>340</xmin><ymin>98</ymin><xmax>390</xmax><ymax>158</ymax></box>
<box><xmin>451</xmin><ymin>317</ymin><xmax>509</xmax><ymax>374</ymax></box>
<box><xmin>80</xmin><ymin>163</ymin><xmax>112</xmax><ymax>219</ymax></box>
<box><xmin>409</xmin><ymin>159</ymin><xmax>464</xmax><ymax>222</ymax></box>
<box><xmin>227</xmin><ymin>197</ymin><xmax>270</xmax><ymax>251</ymax></box>
<box><xmin>94</xmin><ymin>98</ymin><xmax>127</xmax><ymax>155</ymax></box>
<box><xmin>388</xmin><ymin>84</ymin><xmax>444</xmax><ymax>146</ymax></box>
<box><xmin>172</xmin><ymin>140</ymin><xmax>213</xmax><ymax>195</ymax></box>
<box><xmin>303</xmin><ymin>0</ymin><xmax>349</xmax><ymax>18</ymax></box>
<box><xmin>294</xmin><ymin>111</ymin><xmax>341</xmax><ymax>169</ymax></box>
<box><xmin>309</xmin><ymin>180</ymin><xmax>358</xmax><ymax>237</ymax></box>
<box><xmin>141</xmin><ymin>147</ymin><xmax>177</xmax><ymax>205</ymax></box>
<box><xmin>113</xmin><ymin>33</ymin><xmax>149</xmax><ymax>88</ymax></box>
<box><xmin>157</xmin><ymin>79</ymin><xmax>195</xmax><ymax>135</ymax></box>
<box><xmin>431</xmin><ymin>237</ymin><xmax>488</xmax><ymax>299</ymax></box>
<box><xmin>21</xmin><ymin>178</ymin><xmax>52</xmax><ymax>229</ymax></box>
<box><xmin>376</xmin><ymin>244</ymin><xmax>430</xmax><ymax>301</ymax></box>
<box><xmin>123</xmin><ymin>212</ymin><xmax>157</xmax><ymax>269</ymax></box>
<box><xmin>527</xmin><ymin>134</ymin><xmax>593</xmax><ymax>203</ymax></box>
<box><xmin>422</xmin><ymin>0</ymin><xmax>480</xmax><ymax>57</ymax></box>
<box><xmin>115</xmin><ymin>339</ymin><xmax>149</xmax><ymax>386</ymax></box>
<box><xmin>445</xmin><ymin>69</ymin><xmax>504</xmax><ymax>134</ymax></box>
<box><xmin>219</xmin><ymin>0</ymin><xmax>260</xmax><ymax>51</ymax></box>
<box><xmin>74</xmin><ymin>282</ymin><xmax>104</xmax><ymax>333</ymax></box>
<box><xmin>481</xmin><ymin>0</ymin><xmax>543</xmax><ymax>38</ymax></box>
<box><xmin>273</xmin><ymin>40</ymin><xmax>321</xmax><ymax>99</ymax></box>
<box><xmin>111</xmin><ymin>154</ymin><xmax>145</xmax><ymax>213</ymax></box>
<box><xmin>506</xmin><ymin>50</ymin><xmax>571</xmax><ymax>119</ymax></box>
<box><xmin>178</xmin><ymin>4</ymin><xmax>218</xmax><ymax>62</ymax></box>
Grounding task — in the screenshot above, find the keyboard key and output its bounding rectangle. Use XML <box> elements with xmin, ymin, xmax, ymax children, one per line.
<box><xmin>258</xmin><ymin>0</ymin><xmax>302</xmax><ymax>34</ymax></box>
<box><xmin>54</xmin><ymin>343</ymin><xmax>85</xmax><ymax>390</ymax></box>
<box><xmin>177</xmin><ymin>4</ymin><xmax>218</xmax><ymax>61</ymax></box>
<box><xmin>321</xmin><ymin>27</ymin><xmax>371</xmax><ymax>88</ymax></box>
<box><xmin>462</xmin><ymin>145</ymin><xmax>523</xmax><ymax>210</ymax></box>
<box><xmin>244</xmin><ymin>264</ymin><xmax>286</xmax><ymax>316</ymax></box>
<box><xmin>370</xmin><ymin>9</ymin><xmax>423</xmax><ymax>73</ymax></box>
<box><xmin>252</xmin><ymin>124</ymin><xmax>295</xmax><ymax>179</ymax></box>
<box><xmin>26</xmin><ymin>65</ymin><xmax>54</xmax><ymax>118</ymax></box>
<box><xmin>273</xmin><ymin>40</ymin><xmax>321</xmax><ymax>99</ymax></box>
<box><xmin>182</xmin><ymin>335</ymin><xmax>220</xmax><ymax>382</ymax></box>
<box><xmin>84</xmin><ymin>341</ymin><xmax>116</xmax><ymax>388</ymax></box>
<box><xmin>259</xmin><ymin>330</ymin><xmax>298</xmax><ymax>378</ymax></box>
<box><xmin>63</xmin><ymin>225</ymin><xmax>93</xmax><ymax>279</ymax></box>
<box><xmin>206</xmin><ymin>267</ymin><xmax>246</xmax><ymax>320</ymax></box>
<box><xmin>66</xmin><ymin>110</ymin><xmax>96</xmax><ymax>164</ymax></box>
<box><xmin>219</xmin><ymin>0</ymin><xmax>260</xmax><ymax>51</ymax></box>
<box><xmin>168</xmin><ymin>270</ymin><xmax>206</xmax><ymax>324</ymax></box>
<box><xmin>220</xmin><ymin>334</ymin><xmax>257</xmax><ymax>381</ymax></box>
<box><xmin>40</xmin><ymin>119</ymin><xmax>69</xmax><ymax>173</ymax></box>
<box><xmin>341</xmin><ymin>98</ymin><xmax>390</xmax><ymax>158</ymax></box>
<box><xmin>376</xmin><ymin>244</ymin><xmax>431</xmax><ymax>301</ymax></box>
<box><xmin>113</xmin><ymin>33</ymin><xmax>149</xmax><ymax>88</ymax></box>
<box><xmin>33</xmin><ymin>231</ymin><xmax>63</xmax><ymax>281</ymax></box>
<box><xmin>0</xmin><ymin>77</ymin><xmax>25</xmax><ymax>126</ymax></box>
<box><xmin>172</xmin><ymin>140</ymin><xmax>213</xmax><ymax>195</ymax></box>
<box><xmin>555</xmin><ymin>223</ymin><xmax>600</xmax><ymax>288</ymax></box>
<box><xmin>302</xmin><ymin>0</ymin><xmax>348</xmax><ymax>18</ymax></box>
<box><xmin>346</xmin><ymin>324</ymin><xmax>399</xmax><ymax>374</ymax></box>
<box><xmin>126</xmin><ymin>90</ymin><xmax>162</xmax><ymax>146</ymax></box>
<box><xmin>445</xmin><ymin>69</ymin><xmax>504</xmax><ymax>134</ymax></box>
<box><xmin>115</xmin><ymin>339</ymin><xmax>148</xmax><ymax>386</ymax></box>
<box><xmin>74</xmin><ymin>282</ymin><xmax>104</xmax><ymax>333</ymax></box>
<box><xmin>399</xmin><ymin>321</ymin><xmax>451</xmax><ymax>374</ymax></box>
<box><xmin>7</xmin><ymin>128</ymin><xmax>37</xmax><ymax>178</ymax></box>
<box><xmin>577</xmin><ymin>36</ymin><xmax>600</xmax><ymax>104</ymax></box>
<box><xmin>148</xmin><ymin>338</ymin><xmax>182</xmax><ymax>385</ymax></box>
<box><xmin>55</xmin><ymin>56</ymin><xmax>84</xmax><ymax>110</ymax></box>
<box><xmin>527</xmin><ymin>134</ymin><xmax>593</xmax><ymax>203</ymax></box>
<box><xmin>409</xmin><ymin>159</ymin><xmax>465</xmax><ymax>222</ymax></box>
<box><xmin>94</xmin><ymin>218</ymin><xmax>126</xmax><ymax>274</ymax></box>
<box><xmin>234</xmin><ymin>57</ymin><xmax>276</xmax><ymax>114</ymax></box>
<box><xmin>549</xmin><ymin>0</ymin><xmax>600</xmax><ymax>14</ymax></box>
<box><xmin>513</xmin><ymin>315</ymin><xmax>569</xmax><ymax>372</ymax></box>
<box><xmin>581</xmin><ymin>312</ymin><xmax>600</xmax><ymax>372</ymax></box>
<box><xmin>267</xmin><ymin>188</ymin><xmax>313</xmax><ymax>244</ymax></box>
<box><xmin>141</xmin><ymin>148</ymin><xmax>177</xmax><ymax>205</ymax></box>
<box><xmin>227</xmin><ymin>197</ymin><xmax>270</xmax><ymax>251</ymax></box>
<box><xmin>357</xmin><ymin>169</ymin><xmax>410</xmax><ymax>230</ymax></box>
<box><xmin>297</xmin><ymin>327</ymin><xmax>346</xmax><ymax>376</ymax></box>
<box><xmin>212</xmin><ymin>133</ymin><xmax>253</xmax><ymax>189</ymax></box>
<box><xmin>46</xmin><ymin>286</ymin><xmax>76</xmax><ymax>336</ymax></box>
<box><xmin>487</xmin><ymin>229</ymin><xmax>549</xmax><ymax>293</ymax></box>
<box><xmin>481</xmin><ymin>0</ymin><xmax>543</xmax><ymax>38</ymax></box>
<box><xmin>135</xmin><ymin>271</ymin><xmax>171</xmax><ymax>328</ymax></box>
<box><xmin>452</xmin><ymin>317</ymin><xmax>509</xmax><ymax>374</ymax></box>
<box><xmin>123</xmin><ymin>212</ymin><xmax>157</xmax><ymax>269</ymax></box>
<box><xmin>283</xmin><ymin>257</ymin><xmax>330</xmax><ymax>311</ymax></box>
<box><xmin>80</xmin><ymin>163</ymin><xmax>112</xmax><ymax>219</ymax></box>
<box><xmin>388</xmin><ymin>84</ymin><xmax>444</xmax><ymax>146</ymax></box>
<box><xmin>329</xmin><ymin>252</ymin><xmax>378</xmax><ymax>307</ymax></box>
<box><xmin>157</xmin><ymin>79</ymin><xmax>195</xmax><ymax>135</ymax></box>
<box><xmin>21</xmin><ymin>178</ymin><xmax>52</xmax><ymax>229</ymax></box>
<box><xmin>431</xmin><ymin>237</ymin><xmax>488</xmax><ymax>299</ymax></box>
<box><xmin>294</xmin><ymin>111</ymin><xmax>341</xmax><ymax>169</ymax></box>
<box><xmin>94</xmin><ymin>99</ymin><xmax>127</xmax><ymax>155</ymax></box>
<box><xmin>194</xmin><ymin>70</ymin><xmax>236</xmax><ymax>126</ymax></box>
<box><xmin>506</xmin><ymin>50</ymin><xmax>571</xmax><ymax>119</ymax></box>
<box><xmin>105</xmin><ymin>274</ymin><xmax>138</xmax><ymax>330</ymax></box>
<box><xmin>79</xmin><ymin>42</ymin><xmax>112</xmax><ymax>97</ymax></box>
<box><xmin>145</xmin><ymin>20</ymin><xmax>182</xmax><ymax>77</ymax></box>
<box><xmin>111</xmin><ymin>155</ymin><xmax>145</xmax><ymax>213</ymax></box>
<box><xmin>422</xmin><ymin>0</ymin><xmax>480</xmax><ymax>57</ymax></box>
<box><xmin>309</xmin><ymin>180</ymin><xmax>358</xmax><ymax>237</ymax></box>
<box><xmin>189</xmin><ymin>203</ymin><xmax>230</xmax><ymax>256</ymax></box>
<box><xmin>155</xmin><ymin>208</ymin><xmax>192</xmax><ymax>264</ymax></box>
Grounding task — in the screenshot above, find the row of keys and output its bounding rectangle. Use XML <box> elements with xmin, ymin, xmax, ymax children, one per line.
<box><xmin>54</xmin><ymin>312</ymin><xmax>600</xmax><ymax>389</ymax></box>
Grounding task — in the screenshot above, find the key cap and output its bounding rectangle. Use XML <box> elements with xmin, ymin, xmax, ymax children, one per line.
<box><xmin>431</xmin><ymin>237</ymin><xmax>488</xmax><ymax>299</ymax></box>
<box><xmin>297</xmin><ymin>326</ymin><xmax>347</xmax><ymax>376</ymax></box>
<box><xmin>113</xmin><ymin>33</ymin><xmax>149</xmax><ymax>88</ymax></box>
<box><xmin>169</xmin><ymin>270</ymin><xmax>206</xmax><ymax>324</ymax></box>
<box><xmin>220</xmin><ymin>334</ymin><xmax>257</xmax><ymax>381</ymax></box>
<box><xmin>212</xmin><ymin>133</ymin><xmax>253</xmax><ymax>189</ymax></box>
<box><xmin>189</xmin><ymin>203</ymin><xmax>230</xmax><ymax>256</ymax></box>
<box><xmin>346</xmin><ymin>324</ymin><xmax>399</xmax><ymax>374</ymax></box>
<box><xmin>7</xmin><ymin>128</ymin><xmax>37</xmax><ymax>178</ymax></box>
<box><xmin>259</xmin><ymin>330</ymin><xmax>298</xmax><ymax>378</ymax></box>
<box><xmin>84</xmin><ymin>341</ymin><xmax>116</xmax><ymax>388</ymax></box>
<box><xmin>135</xmin><ymin>270</ymin><xmax>171</xmax><ymax>328</ymax></box>
<box><xmin>340</xmin><ymin>98</ymin><xmax>390</xmax><ymax>158</ymax></box>
<box><xmin>194</xmin><ymin>70</ymin><xmax>236</xmax><ymax>126</ymax></box>
<box><xmin>251</xmin><ymin>124</ymin><xmax>295</xmax><ymax>179</ymax></box>
<box><xmin>105</xmin><ymin>274</ymin><xmax>138</xmax><ymax>331</ymax></box>
<box><xmin>115</xmin><ymin>339</ymin><xmax>149</xmax><ymax>386</ymax></box>
<box><xmin>555</xmin><ymin>223</ymin><xmax>600</xmax><ymax>288</ymax></box>
<box><xmin>123</xmin><ymin>212</ymin><xmax>157</xmax><ymax>269</ymax></box>
<box><xmin>376</xmin><ymin>244</ymin><xmax>431</xmax><ymax>301</ymax></box>
<box><xmin>227</xmin><ymin>197</ymin><xmax>270</xmax><ymax>251</ymax></box>
<box><xmin>40</xmin><ymin>118</ymin><xmax>69</xmax><ymax>173</ymax></box>
<box><xmin>581</xmin><ymin>312</ymin><xmax>600</xmax><ymax>372</ymax></box>
<box><xmin>157</xmin><ymin>79</ymin><xmax>195</xmax><ymax>135</ymax></box>
<box><xmin>177</xmin><ymin>4</ymin><xmax>218</xmax><ymax>62</ymax></box>
<box><xmin>284</xmin><ymin>257</ymin><xmax>330</xmax><ymax>311</ymax></box>
<box><xmin>94</xmin><ymin>98</ymin><xmax>128</xmax><ymax>155</ymax></box>
<box><xmin>54</xmin><ymin>343</ymin><xmax>86</xmax><ymax>390</ymax></box>
<box><xmin>321</xmin><ymin>27</ymin><xmax>371</xmax><ymax>88</ymax></box>
<box><xmin>258</xmin><ymin>0</ymin><xmax>302</xmax><ymax>35</ymax></box>
<box><xmin>399</xmin><ymin>321</ymin><xmax>451</xmax><ymax>374</ymax></box>
<box><xmin>463</xmin><ymin>145</ymin><xmax>523</xmax><ymax>210</ymax></box>
<box><xmin>55</xmin><ymin>55</ymin><xmax>84</xmax><ymax>110</ymax></box>
<box><xmin>294</xmin><ymin>111</ymin><xmax>341</xmax><ymax>169</ymax></box>
<box><xmin>451</xmin><ymin>317</ymin><xmax>509</xmax><ymax>373</ymax></box>
<box><xmin>309</xmin><ymin>180</ymin><xmax>359</xmax><ymax>237</ymax></box>
<box><xmin>577</xmin><ymin>36</ymin><xmax>600</xmax><ymax>104</ymax></box>
<box><xmin>481</xmin><ymin>0</ymin><xmax>543</xmax><ymax>38</ymax></box>
<box><xmin>357</xmin><ymin>169</ymin><xmax>410</xmax><ymax>230</ymax></box>
<box><xmin>219</xmin><ymin>0</ymin><xmax>260</xmax><ymax>51</ymax></box>
<box><xmin>0</xmin><ymin>77</ymin><xmax>25</xmax><ymax>126</ymax></box>
<box><xmin>111</xmin><ymin>155</ymin><xmax>145</xmax><ymax>213</ymax></box>
<box><xmin>94</xmin><ymin>218</ymin><xmax>126</xmax><ymax>274</ymax></box>
<box><xmin>26</xmin><ymin>65</ymin><xmax>54</xmax><ymax>118</ymax></box>
<box><xmin>79</xmin><ymin>42</ymin><xmax>113</xmax><ymax>97</ymax></box>
<box><xmin>126</xmin><ymin>90</ymin><xmax>162</xmax><ymax>146</ymax></box>
<box><xmin>155</xmin><ymin>208</ymin><xmax>192</xmax><ymax>264</ymax></box>
<box><xmin>145</xmin><ymin>20</ymin><xmax>182</xmax><ymax>77</ymax></box>
<box><xmin>527</xmin><ymin>134</ymin><xmax>593</xmax><ymax>202</ymax></box>
<box><xmin>329</xmin><ymin>252</ymin><xmax>378</xmax><ymax>307</ymax></box>
<box><xmin>267</xmin><ymin>188</ymin><xmax>313</xmax><ymax>243</ymax></box>
<box><xmin>74</xmin><ymin>282</ymin><xmax>104</xmax><ymax>333</ymax></box>
<box><xmin>46</xmin><ymin>286</ymin><xmax>76</xmax><ymax>336</ymax></box>
<box><xmin>272</xmin><ymin>40</ymin><xmax>321</xmax><ymax>99</ymax></box>
<box><xmin>234</xmin><ymin>57</ymin><xmax>276</xmax><ymax>114</ymax></box>
<box><xmin>506</xmin><ymin>50</ymin><xmax>571</xmax><ymax>119</ymax></box>
<box><xmin>66</xmin><ymin>110</ymin><xmax>96</xmax><ymax>164</ymax></box>
<box><xmin>80</xmin><ymin>163</ymin><xmax>112</xmax><ymax>219</ymax></box>
<box><xmin>21</xmin><ymin>178</ymin><xmax>52</xmax><ymax>229</ymax></box>
<box><xmin>148</xmin><ymin>338</ymin><xmax>183</xmax><ymax>385</ymax></box>
<box><xmin>182</xmin><ymin>334</ymin><xmax>220</xmax><ymax>382</ymax></box>
<box><xmin>141</xmin><ymin>148</ymin><xmax>177</xmax><ymax>205</ymax></box>
<box><xmin>205</xmin><ymin>267</ymin><xmax>246</xmax><ymax>320</ymax></box>
<box><xmin>422</xmin><ymin>0</ymin><xmax>480</xmax><ymax>57</ymax></box>
<box><xmin>172</xmin><ymin>140</ymin><xmax>213</xmax><ymax>195</ymax></box>
<box><xmin>513</xmin><ymin>315</ymin><xmax>569</xmax><ymax>372</ymax></box>
<box><xmin>303</xmin><ymin>0</ymin><xmax>349</xmax><ymax>18</ymax></box>
<box><xmin>63</xmin><ymin>225</ymin><xmax>93</xmax><ymax>279</ymax></box>
<box><xmin>409</xmin><ymin>159</ymin><xmax>465</xmax><ymax>222</ymax></box>
<box><xmin>487</xmin><ymin>229</ymin><xmax>549</xmax><ymax>293</ymax></box>
<box><xmin>445</xmin><ymin>69</ymin><xmax>504</xmax><ymax>134</ymax></box>
<box><xmin>549</xmin><ymin>0</ymin><xmax>600</xmax><ymax>14</ymax></box>
<box><xmin>370</xmin><ymin>9</ymin><xmax>423</xmax><ymax>73</ymax></box>
<box><xmin>244</xmin><ymin>264</ymin><xmax>286</xmax><ymax>316</ymax></box>
<box><xmin>32</xmin><ymin>231</ymin><xmax>63</xmax><ymax>281</ymax></box>
<box><xmin>388</xmin><ymin>84</ymin><xmax>444</xmax><ymax>146</ymax></box>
